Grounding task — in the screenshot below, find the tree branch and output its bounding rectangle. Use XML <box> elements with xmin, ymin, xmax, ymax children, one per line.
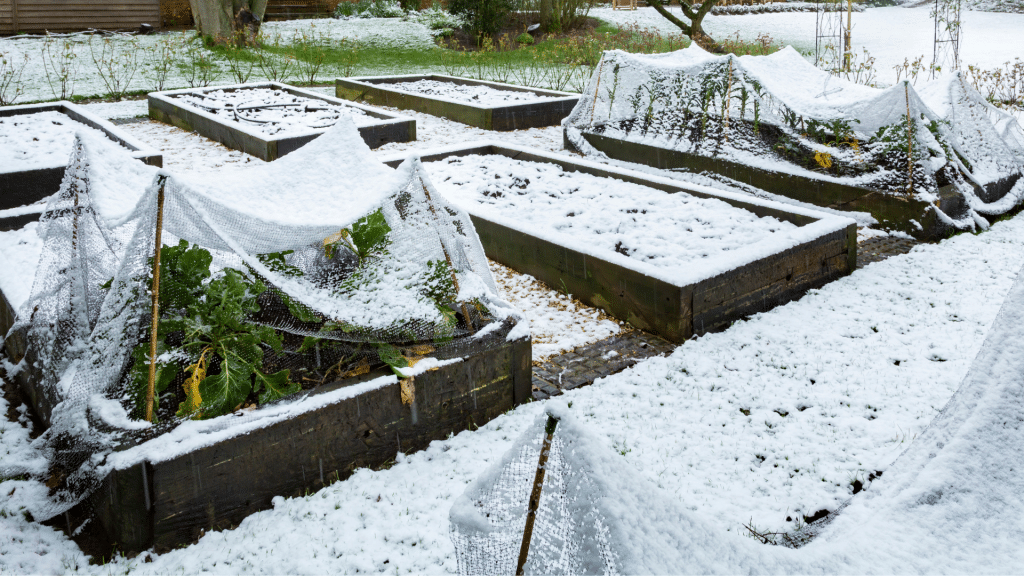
<box><xmin>647</xmin><ymin>0</ymin><xmax>694</xmax><ymax>36</ymax></box>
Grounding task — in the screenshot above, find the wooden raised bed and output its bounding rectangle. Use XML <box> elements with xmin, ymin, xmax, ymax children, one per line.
<box><xmin>0</xmin><ymin>102</ymin><xmax>162</xmax><ymax>230</ymax></box>
<box><xmin>336</xmin><ymin>74</ymin><xmax>579</xmax><ymax>131</ymax></box>
<box><xmin>149</xmin><ymin>82</ymin><xmax>416</xmax><ymax>161</ymax></box>
<box><xmin>569</xmin><ymin>131</ymin><xmax>1022</xmax><ymax>241</ymax></box>
<box><xmin>0</xmin><ymin>271</ymin><xmax>531</xmax><ymax>551</ymax></box>
<box><xmin>382</xmin><ymin>143</ymin><xmax>857</xmax><ymax>343</ymax></box>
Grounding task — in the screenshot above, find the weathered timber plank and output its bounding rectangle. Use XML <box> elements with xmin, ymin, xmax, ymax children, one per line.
<box><xmin>138</xmin><ymin>330</ymin><xmax>526</xmax><ymax>551</ymax></box>
<box><xmin>691</xmin><ymin>227</ymin><xmax>854</xmax><ymax>334</ymax></box>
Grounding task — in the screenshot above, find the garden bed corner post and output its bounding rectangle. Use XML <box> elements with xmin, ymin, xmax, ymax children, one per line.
<box><xmin>146</xmin><ymin>177</ymin><xmax>168</xmax><ymax>423</ymax></box>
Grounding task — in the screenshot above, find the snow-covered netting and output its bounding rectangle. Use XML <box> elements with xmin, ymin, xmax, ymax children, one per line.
<box><xmin>451</xmin><ymin>263</ymin><xmax>1024</xmax><ymax>573</ymax></box>
<box><xmin>5</xmin><ymin>118</ymin><xmax>518</xmax><ymax>519</ymax></box>
<box><xmin>565</xmin><ymin>45</ymin><xmax>1024</xmax><ymax>229</ymax></box>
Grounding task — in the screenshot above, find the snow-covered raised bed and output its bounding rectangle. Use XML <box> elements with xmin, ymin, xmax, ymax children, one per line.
<box><xmin>0</xmin><ymin>124</ymin><xmax>531</xmax><ymax>553</ymax></box>
<box><xmin>381</xmin><ymin>143</ymin><xmax>858</xmax><ymax>342</ymax></box>
<box><xmin>566</xmin><ymin>46</ymin><xmax>1024</xmax><ymax>240</ymax></box>
<box><xmin>148</xmin><ymin>82</ymin><xmax>416</xmax><ymax>161</ymax></box>
<box><xmin>0</xmin><ymin>102</ymin><xmax>162</xmax><ymax>229</ymax></box>
<box><xmin>336</xmin><ymin>74</ymin><xmax>579</xmax><ymax>131</ymax></box>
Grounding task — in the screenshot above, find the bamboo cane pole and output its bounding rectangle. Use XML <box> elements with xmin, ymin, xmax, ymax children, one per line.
<box><xmin>905</xmin><ymin>83</ymin><xmax>914</xmax><ymax>196</ymax></box>
<box><xmin>516</xmin><ymin>415</ymin><xmax>559</xmax><ymax>575</ymax></box>
<box><xmin>145</xmin><ymin>178</ymin><xmax>167</xmax><ymax>423</ymax></box>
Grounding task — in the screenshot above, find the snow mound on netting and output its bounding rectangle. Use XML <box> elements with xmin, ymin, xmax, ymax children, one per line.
<box><xmin>565</xmin><ymin>45</ymin><xmax>1024</xmax><ymax>228</ymax></box>
<box><xmin>453</xmin><ymin>267</ymin><xmax>1024</xmax><ymax>573</ymax></box>
<box><xmin>805</xmin><ymin>260</ymin><xmax>1024</xmax><ymax>571</ymax></box>
<box><xmin>7</xmin><ymin>118</ymin><xmax>515</xmax><ymax>520</ymax></box>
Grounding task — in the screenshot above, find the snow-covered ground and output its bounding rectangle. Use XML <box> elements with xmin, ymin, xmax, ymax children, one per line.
<box><xmin>2</xmin><ymin>18</ymin><xmax>1023</xmax><ymax>570</ymax></box>
<box><xmin>593</xmin><ymin>5</ymin><xmax>1024</xmax><ymax>87</ymax></box>
<box><xmin>3</xmin><ymin>186</ymin><xmax>1023</xmax><ymax>574</ymax></box>
<box><xmin>2</xmin><ymin>4</ymin><xmax>1021</xmax><ymax>106</ymax></box>
<box><xmin>491</xmin><ymin>261</ymin><xmax>623</xmax><ymax>360</ymax></box>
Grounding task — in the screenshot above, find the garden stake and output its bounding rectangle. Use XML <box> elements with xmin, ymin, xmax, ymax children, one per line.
<box><xmin>590</xmin><ymin>57</ymin><xmax>605</xmax><ymax>127</ymax></box>
<box><xmin>516</xmin><ymin>415</ymin><xmax>559</xmax><ymax>575</ymax></box>
<box><xmin>905</xmin><ymin>83</ymin><xmax>913</xmax><ymax>196</ymax></box>
<box><xmin>145</xmin><ymin>177</ymin><xmax>167</xmax><ymax>423</ymax></box>
<box><xmin>420</xmin><ymin>183</ymin><xmax>475</xmax><ymax>333</ymax></box>
<box><xmin>724</xmin><ymin>57</ymin><xmax>733</xmax><ymax>143</ymax></box>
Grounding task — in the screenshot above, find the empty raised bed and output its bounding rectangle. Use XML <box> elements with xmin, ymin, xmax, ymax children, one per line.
<box><xmin>1</xmin><ymin>124</ymin><xmax>529</xmax><ymax>553</ymax></box>
<box><xmin>0</xmin><ymin>102</ymin><xmax>162</xmax><ymax>230</ymax></box>
<box><xmin>336</xmin><ymin>74</ymin><xmax>579</xmax><ymax>131</ymax></box>
<box><xmin>149</xmin><ymin>82</ymin><xmax>416</xmax><ymax>160</ymax></box>
<box><xmin>381</xmin><ymin>143</ymin><xmax>857</xmax><ymax>343</ymax></box>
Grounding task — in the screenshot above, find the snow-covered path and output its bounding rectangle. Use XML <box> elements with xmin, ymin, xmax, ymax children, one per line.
<box><xmin>3</xmin><ymin>191</ymin><xmax>1023</xmax><ymax>574</ymax></box>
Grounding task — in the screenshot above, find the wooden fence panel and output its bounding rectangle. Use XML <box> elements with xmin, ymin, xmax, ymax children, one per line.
<box><xmin>1</xmin><ymin>0</ymin><xmax>160</xmax><ymax>34</ymax></box>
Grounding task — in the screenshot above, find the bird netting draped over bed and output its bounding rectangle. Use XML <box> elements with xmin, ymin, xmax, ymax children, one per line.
<box><xmin>9</xmin><ymin>119</ymin><xmax>516</xmax><ymax>519</ymax></box>
<box><xmin>564</xmin><ymin>45</ymin><xmax>1024</xmax><ymax>229</ymax></box>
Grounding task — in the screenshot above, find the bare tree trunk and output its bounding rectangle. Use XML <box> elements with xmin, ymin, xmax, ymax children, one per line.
<box><xmin>646</xmin><ymin>0</ymin><xmax>724</xmax><ymax>53</ymax></box>
<box><xmin>539</xmin><ymin>0</ymin><xmax>553</xmax><ymax>33</ymax></box>
<box><xmin>189</xmin><ymin>0</ymin><xmax>268</xmax><ymax>45</ymax></box>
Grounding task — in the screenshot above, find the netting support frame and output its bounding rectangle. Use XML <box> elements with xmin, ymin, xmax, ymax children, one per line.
<box><xmin>145</xmin><ymin>176</ymin><xmax>167</xmax><ymax>423</ymax></box>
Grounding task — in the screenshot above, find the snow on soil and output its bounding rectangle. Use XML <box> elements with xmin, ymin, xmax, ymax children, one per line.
<box><xmin>592</xmin><ymin>5</ymin><xmax>1024</xmax><ymax>87</ymax></box>
<box><xmin>3</xmin><ymin>201</ymin><xmax>1024</xmax><ymax>574</ymax></box>
<box><xmin>0</xmin><ymin>223</ymin><xmax>44</xmax><ymax>312</ymax></box>
<box><xmin>170</xmin><ymin>87</ymin><xmax>376</xmax><ymax>136</ymax></box>
<box><xmin>114</xmin><ymin>119</ymin><xmax>262</xmax><ymax>172</ymax></box>
<box><xmin>491</xmin><ymin>261</ymin><xmax>622</xmax><ymax>360</ymax></box>
<box><xmin>384</xmin><ymin>79</ymin><xmax>561</xmax><ymax>106</ymax></box>
<box><xmin>0</xmin><ymin>110</ymin><xmax>131</xmax><ymax>172</ymax></box>
<box><xmin>424</xmin><ymin>154</ymin><xmax>800</xmax><ymax>277</ymax></box>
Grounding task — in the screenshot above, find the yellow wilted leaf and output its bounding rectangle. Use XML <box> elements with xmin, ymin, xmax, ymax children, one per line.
<box><xmin>340</xmin><ymin>357</ymin><xmax>371</xmax><ymax>379</ymax></box>
<box><xmin>181</xmin><ymin>347</ymin><xmax>209</xmax><ymax>417</ymax></box>
<box><xmin>405</xmin><ymin>344</ymin><xmax>435</xmax><ymax>357</ymax></box>
<box><xmin>400</xmin><ymin>377</ymin><xmax>415</xmax><ymax>406</ymax></box>
<box><xmin>323</xmin><ymin>229</ymin><xmax>348</xmax><ymax>247</ymax></box>
<box><xmin>814</xmin><ymin>151</ymin><xmax>833</xmax><ymax>169</ymax></box>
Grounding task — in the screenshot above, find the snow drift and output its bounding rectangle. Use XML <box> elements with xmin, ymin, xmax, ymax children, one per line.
<box><xmin>453</xmin><ymin>260</ymin><xmax>1024</xmax><ymax>573</ymax></box>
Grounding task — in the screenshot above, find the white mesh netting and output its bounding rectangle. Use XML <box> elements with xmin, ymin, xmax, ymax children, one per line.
<box><xmin>450</xmin><ymin>406</ymin><xmax>619</xmax><ymax>576</ymax></box>
<box><xmin>6</xmin><ymin>118</ymin><xmax>519</xmax><ymax>519</ymax></box>
<box><xmin>564</xmin><ymin>45</ymin><xmax>1024</xmax><ymax>229</ymax></box>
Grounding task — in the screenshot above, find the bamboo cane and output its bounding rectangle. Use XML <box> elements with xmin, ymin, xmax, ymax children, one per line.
<box><xmin>589</xmin><ymin>57</ymin><xmax>605</xmax><ymax>127</ymax></box>
<box><xmin>516</xmin><ymin>415</ymin><xmax>559</xmax><ymax>575</ymax></box>
<box><xmin>145</xmin><ymin>178</ymin><xmax>167</xmax><ymax>423</ymax></box>
<box><xmin>905</xmin><ymin>83</ymin><xmax>914</xmax><ymax>196</ymax></box>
